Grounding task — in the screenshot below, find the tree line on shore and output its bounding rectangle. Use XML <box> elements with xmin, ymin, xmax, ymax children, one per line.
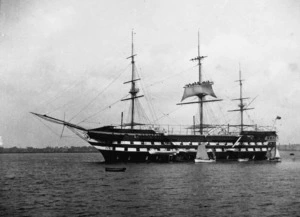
<box><xmin>278</xmin><ymin>144</ymin><xmax>300</xmax><ymax>151</ymax></box>
<box><xmin>0</xmin><ymin>146</ymin><xmax>98</xmax><ymax>153</ymax></box>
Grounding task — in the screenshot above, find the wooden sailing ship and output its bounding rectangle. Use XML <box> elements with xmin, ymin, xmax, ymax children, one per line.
<box><xmin>32</xmin><ymin>32</ymin><xmax>277</xmax><ymax>163</ymax></box>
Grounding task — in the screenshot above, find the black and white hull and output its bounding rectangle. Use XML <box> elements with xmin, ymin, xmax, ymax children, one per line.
<box><xmin>82</xmin><ymin>127</ymin><xmax>276</xmax><ymax>163</ymax></box>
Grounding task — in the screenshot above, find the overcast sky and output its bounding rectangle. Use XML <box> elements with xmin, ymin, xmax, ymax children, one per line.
<box><xmin>0</xmin><ymin>0</ymin><xmax>299</xmax><ymax>147</ymax></box>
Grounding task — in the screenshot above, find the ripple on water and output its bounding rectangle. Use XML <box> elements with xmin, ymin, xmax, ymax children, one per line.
<box><xmin>0</xmin><ymin>152</ymin><xmax>299</xmax><ymax>217</ymax></box>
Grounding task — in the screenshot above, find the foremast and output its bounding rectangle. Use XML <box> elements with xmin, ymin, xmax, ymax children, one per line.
<box><xmin>121</xmin><ymin>30</ymin><xmax>144</xmax><ymax>129</ymax></box>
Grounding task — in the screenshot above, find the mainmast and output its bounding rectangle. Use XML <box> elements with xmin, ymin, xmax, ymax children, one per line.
<box><xmin>122</xmin><ymin>30</ymin><xmax>144</xmax><ymax>129</ymax></box>
<box><xmin>190</xmin><ymin>32</ymin><xmax>207</xmax><ymax>135</ymax></box>
<box><xmin>178</xmin><ymin>32</ymin><xmax>221</xmax><ymax>135</ymax></box>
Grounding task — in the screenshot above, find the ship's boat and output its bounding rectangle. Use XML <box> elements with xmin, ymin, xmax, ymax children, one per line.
<box><xmin>195</xmin><ymin>159</ymin><xmax>216</xmax><ymax>163</ymax></box>
<box><xmin>237</xmin><ymin>158</ymin><xmax>249</xmax><ymax>162</ymax></box>
<box><xmin>31</xmin><ymin>32</ymin><xmax>278</xmax><ymax>163</ymax></box>
<box><xmin>268</xmin><ymin>145</ymin><xmax>281</xmax><ymax>162</ymax></box>
<box><xmin>105</xmin><ymin>167</ymin><xmax>126</xmax><ymax>172</ymax></box>
<box><xmin>195</xmin><ymin>143</ymin><xmax>216</xmax><ymax>163</ymax></box>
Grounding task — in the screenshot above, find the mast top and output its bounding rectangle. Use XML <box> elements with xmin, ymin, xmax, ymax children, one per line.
<box><xmin>127</xmin><ymin>29</ymin><xmax>137</xmax><ymax>60</ymax></box>
<box><xmin>190</xmin><ymin>31</ymin><xmax>207</xmax><ymax>61</ymax></box>
<box><xmin>190</xmin><ymin>31</ymin><xmax>207</xmax><ymax>83</ymax></box>
<box><xmin>235</xmin><ymin>63</ymin><xmax>244</xmax><ymax>83</ymax></box>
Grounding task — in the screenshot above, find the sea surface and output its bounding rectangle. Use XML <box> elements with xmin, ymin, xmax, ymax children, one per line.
<box><xmin>1</xmin><ymin>151</ymin><xmax>299</xmax><ymax>217</ymax></box>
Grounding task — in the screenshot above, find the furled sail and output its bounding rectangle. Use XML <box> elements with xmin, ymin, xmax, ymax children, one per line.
<box><xmin>181</xmin><ymin>82</ymin><xmax>217</xmax><ymax>101</ymax></box>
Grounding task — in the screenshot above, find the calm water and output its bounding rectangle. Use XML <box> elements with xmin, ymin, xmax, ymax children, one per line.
<box><xmin>1</xmin><ymin>151</ymin><xmax>299</xmax><ymax>217</ymax></box>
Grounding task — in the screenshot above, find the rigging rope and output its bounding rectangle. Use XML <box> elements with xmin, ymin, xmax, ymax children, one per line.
<box><xmin>145</xmin><ymin>65</ymin><xmax>197</xmax><ymax>88</ymax></box>
<box><xmin>69</xmin><ymin>64</ymin><xmax>130</xmax><ymax>122</ymax></box>
<box><xmin>32</xmin><ymin>114</ymin><xmax>79</xmax><ymax>139</ymax></box>
<box><xmin>45</xmin><ymin>90</ymin><xmax>91</xmax><ymax>115</ymax></box>
<box><xmin>135</xmin><ymin>64</ymin><xmax>158</xmax><ymax>124</ymax></box>
<box><xmin>136</xmin><ymin>99</ymin><xmax>151</xmax><ymax>124</ymax></box>
<box><xmin>245</xmin><ymin>111</ymin><xmax>255</xmax><ymax>125</ymax></box>
<box><xmin>40</xmin><ymin>77</ymin><xmax>84</xmax><ymax>108</ymax></box>
<box><xmin>32</xmin><ymin>115</ymin><xmax>60</xmax><ymax>137</ymax></box>
<box><xmin>123</xmin><ymin>64</ymin><xmax>199</xmax><ymax>126</ymax></box>
<box><xmin>153</xmin><ymin>106</ymin><xmax>183</xmax><ymax>124</ymax></box>
<box><xmin>76</xmin><ymin>95</ymin><xmax>129</xmax><ymax>125</ymax></box>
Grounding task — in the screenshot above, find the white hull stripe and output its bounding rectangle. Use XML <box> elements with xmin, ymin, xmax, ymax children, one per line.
<box><xmin>93</xmin><ymin>145</ymin><xmax>198</xmax><ymax>153</ymax></box>
<box><xmin>91</xmin><ymin>140</ymin><xmax>273</xmax><ymax>148</ymax></box>
<box><xmin>128</xmin><ymin>148</ymin><xmax>136</xmax><ymax>152</ymax></box>
<box><xmin>93</xmin><ymin>145</ymin><xmax>271</xmax><ymax>153</ymax></box>
<box><xmin>94</xmin><ymin>146</ymin><xmax>113</xmax><ymax>151</ymax></box>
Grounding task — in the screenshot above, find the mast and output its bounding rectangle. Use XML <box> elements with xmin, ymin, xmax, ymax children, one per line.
<box><xmin>228</xmin><ymin>65</ymin><xmax>254</xmax><ymax>133</ymax></box>
<box><xmin>121</xmin><ymin>112</ymin><xmax>124</xmax><ymax>129</ymax></box>
<box><xmin>178</xmin><ymin>32</ymin><xmax>222</xmax><ymax>135</ymax></box>
<box><xmin>130</xmin><ymin>30</ymin><xmax>136</xmax><ymax>129</ymax></box>
<box><xmin>121</xmin><ymin>30</ymin><xmax>144</xmax><ymax>129</ymax></box>
<box><xmin>191</xmin><ymin>32</ymin><xmax>206</xmax><ymax>135</ymax></box>
<box><xmin>238</xmin><ymin>64</ymin><xmax>244</xmax><ymax>132</ymax></box>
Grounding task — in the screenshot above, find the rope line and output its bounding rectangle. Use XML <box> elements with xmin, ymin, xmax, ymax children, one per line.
<box><xmin>33</xmin><ymin>116</ymin><xmax>60</xmax><ymax>137</ymax></box>
<box><xmin>38</xmin><ymin>77</ymin><xmax>84</xmax><ymax>109</ymax></box>
<box><xmin>153</xmin><ymin>106</ymin><xmax>183</xmax><ymax>123</ymax></box>
<box><xmin>145</xmin><ymin>65</ymin><xmax>197</xmax><ymax>88</ymax></box>
<box><xmin>69</xmin><ymin>64</ymin><xmax>130</xmax><ymax>121</ymax></box>
<box><xmin>76</xmin><ymin>95</ymin><xmax>128</xmax><ymax>125</ymax></box>
<box><xmin>135</xmin><ymin>65</ymin><xmax>158</xmax><ymax>124</ymax></box>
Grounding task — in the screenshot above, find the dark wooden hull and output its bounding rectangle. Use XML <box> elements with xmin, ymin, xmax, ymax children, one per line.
<box><xmin>85</xmin><ymin>128</ymin><xmax>277</xmax><ymax>163</ymax></box>
<box><xmin>98</xmin><ymin>149</ymin><xmax>196</xmax><ymax>163</ymax></box>
<box><xmin>207</xmin><ymin>150</ymin><xmax>269</xmax><ymax>160</ymax></box>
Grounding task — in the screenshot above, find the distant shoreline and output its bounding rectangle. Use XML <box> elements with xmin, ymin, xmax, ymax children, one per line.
<box><xmin>278</xmin><ymin>144</ymin><xmax>300</xmax><ymax>152</ymax></box>
<box><xmin>0</xmin><ymin>146</ymin><xmax>98</xmax><ymax>153</ymax></box>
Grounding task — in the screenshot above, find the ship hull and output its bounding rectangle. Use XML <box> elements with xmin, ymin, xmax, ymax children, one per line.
<box><xmin>85</xmin><ymin>128</ymin><xmax>277</xmax><ymax>163</ymax></box>
<box><xmin>91</xmin><ymin>142</ymin><xmax>197</xmax><ymax>163</ymax></box>
<box><xmin>207</xmin><ymin>150</ymin><xmax>269</xmax><ymax>161</ymax></box>
<box><xmin>96</xmin><ymin>149</ymin><xmax>196</xmax><ymax>163</ymax></box>
<box><xmin>94</xmin><ymin>144</ymin><xmax>272</xmax><ymax>163</ymax></box>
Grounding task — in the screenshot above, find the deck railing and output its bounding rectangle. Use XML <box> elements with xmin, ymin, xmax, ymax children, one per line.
<box><xmin>117</xmin><ymin>124</ymin><xmax>274</xmax><ymax>135</ymax></box>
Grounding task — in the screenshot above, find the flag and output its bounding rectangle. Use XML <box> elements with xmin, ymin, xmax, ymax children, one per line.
<box><xmin>276</xmin><ymin>116</ymin><xmax>281</xmax><ymax>120</ymax></box>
